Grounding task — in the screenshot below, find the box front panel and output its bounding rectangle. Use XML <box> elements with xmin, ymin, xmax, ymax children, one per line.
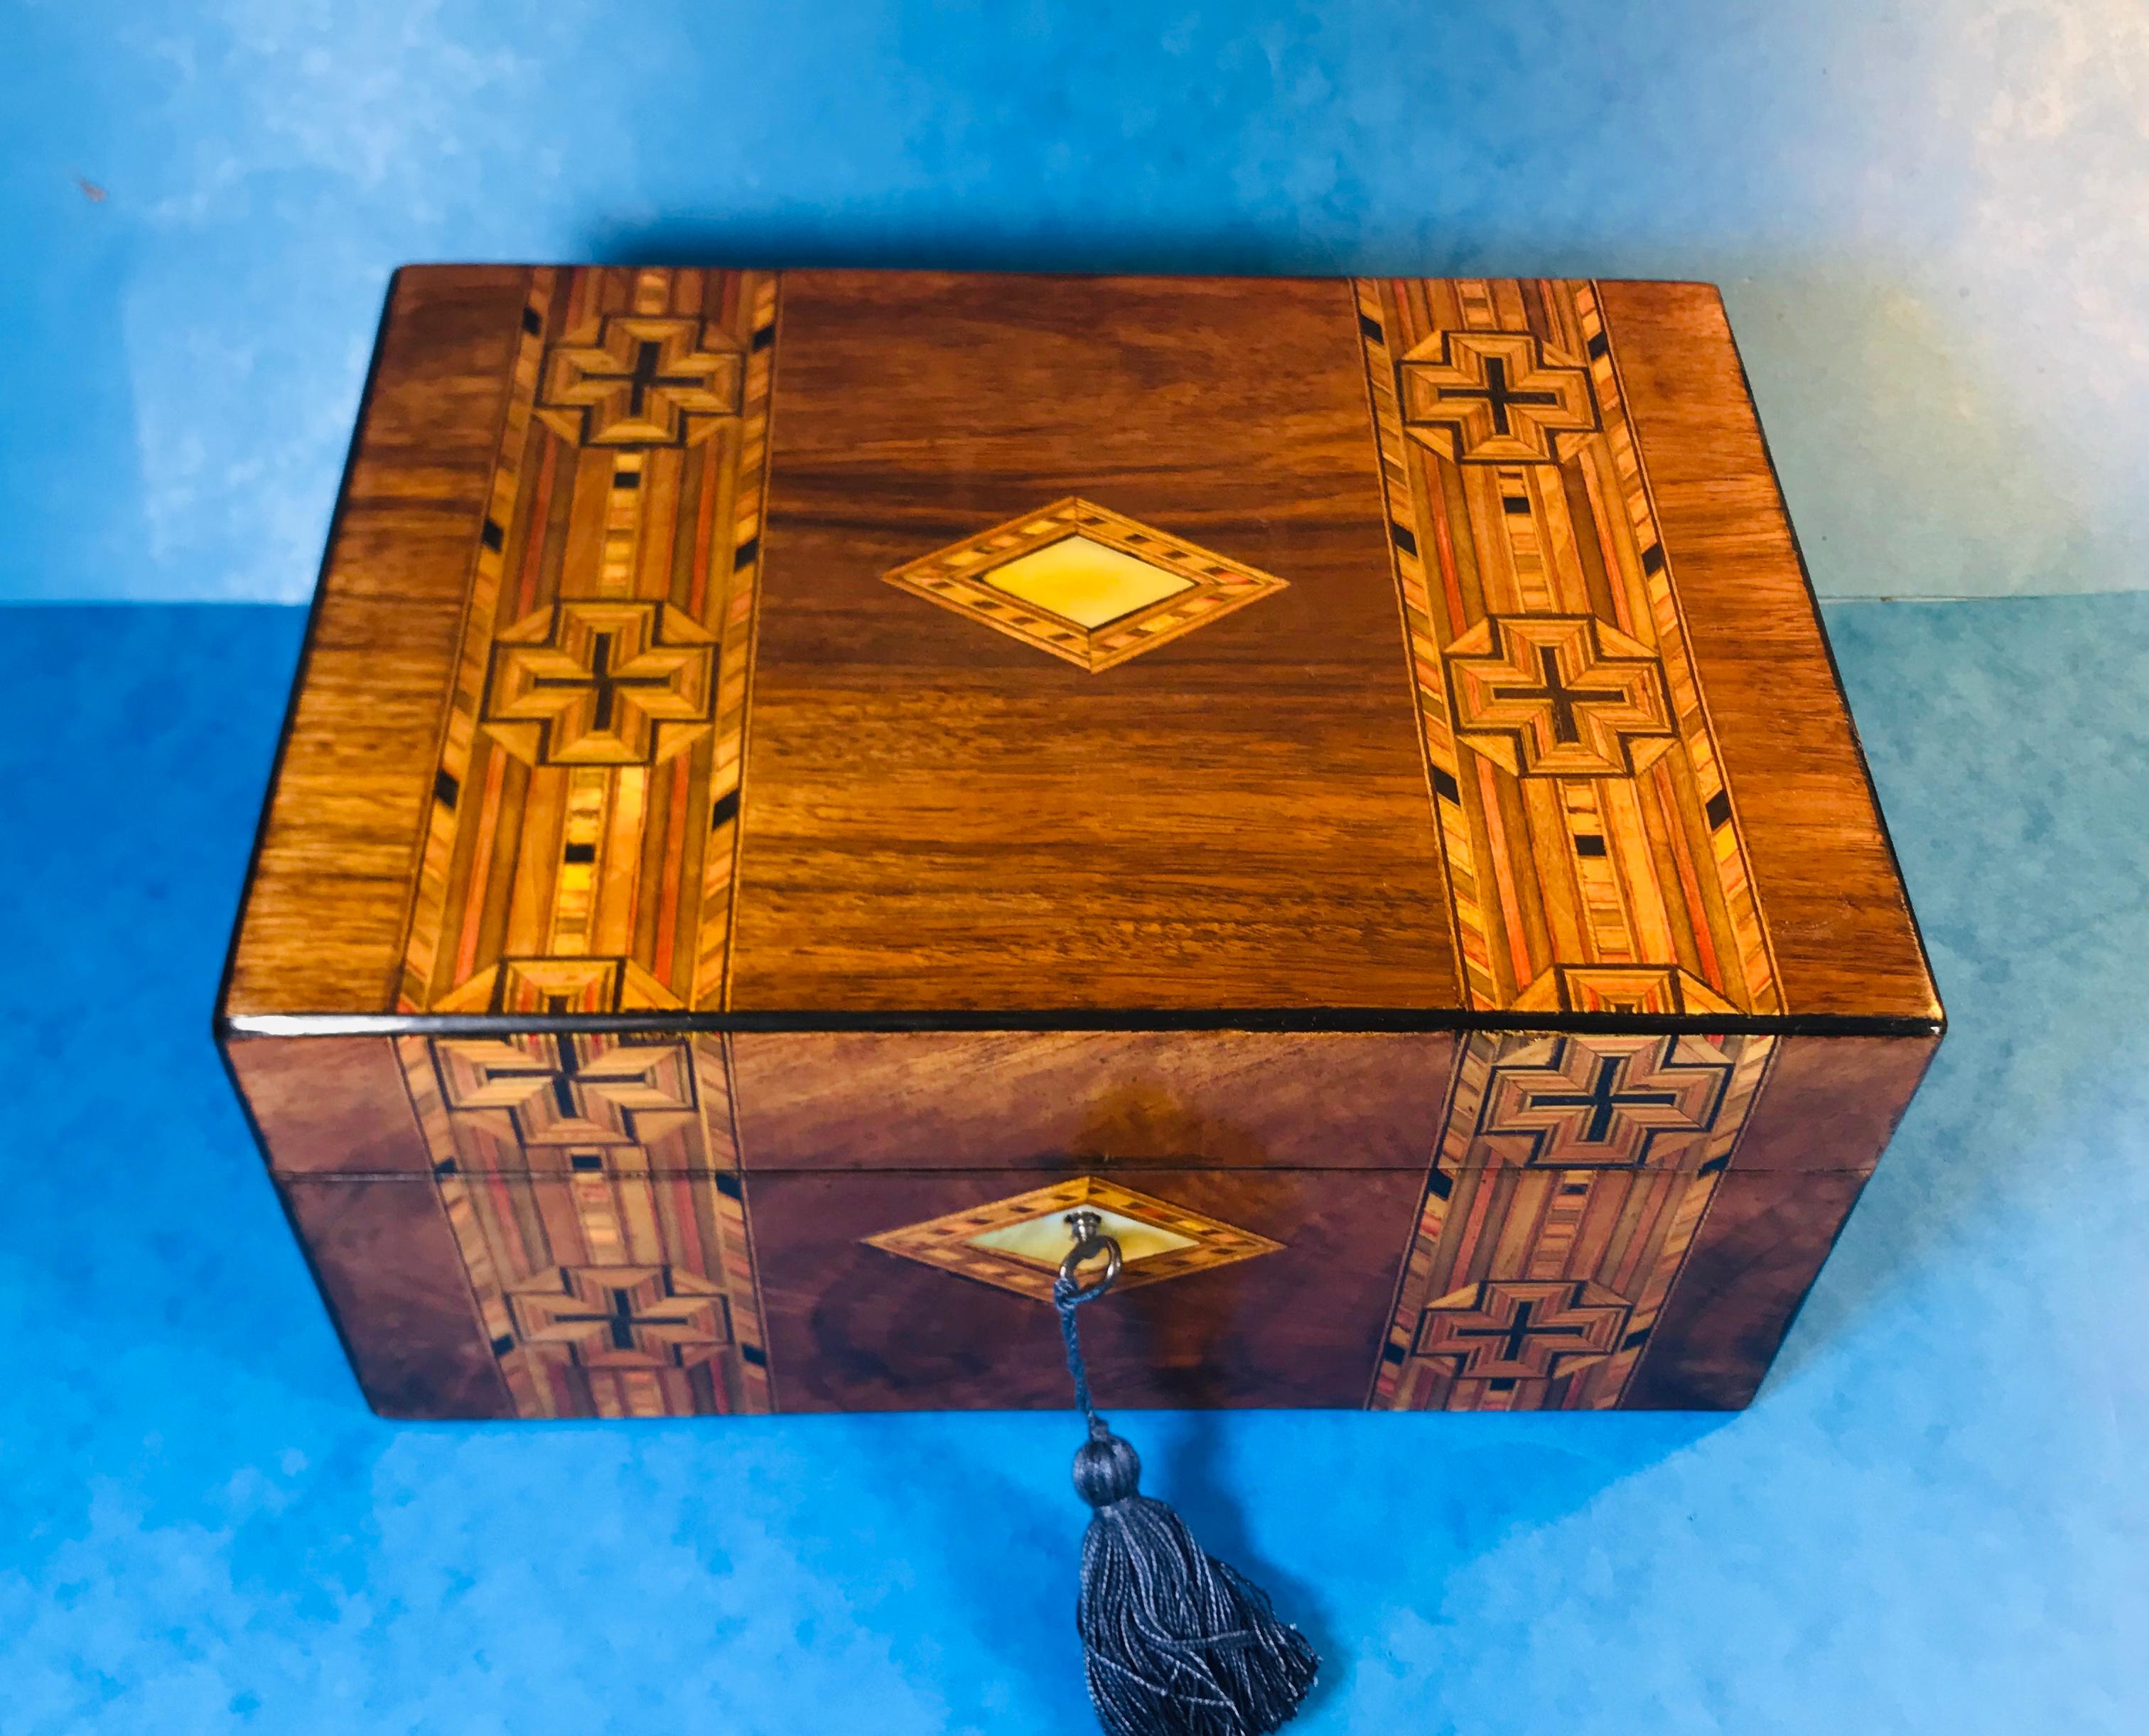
<box><xmin>750</xmin><ymin>1165</ymin><xmax>1427</xmax><ymax>1411</ymax></box>
<box><xmin>235</xmin><ymin>1025</ymin><xmax>1928</xmax><ymax>1416</ymax></box>
<box><xmin>392</xmin><ymin>1033</ymin><xmax>773</xmax><ymax>1416</ymax></box>
<box><xmin>1374</xmin><ymin>1030</ymin><xmax>1777</xmax><ymax>1411</ymax></box>
<box><xmin>729</xmin><ymin>1030</ymin><xmax>1457</xmax><ymax>1171</ymax></box>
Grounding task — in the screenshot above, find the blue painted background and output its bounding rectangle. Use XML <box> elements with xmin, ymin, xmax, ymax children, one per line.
<box><xmin>3</xmin><ymin>596</ymin><xmax>2146</xmax><ymax>1732</ymax></box>
<box><xmin>4</xmin><ymin>0</ymin><xmax>2148</xmax><ymax>602</ymax></box>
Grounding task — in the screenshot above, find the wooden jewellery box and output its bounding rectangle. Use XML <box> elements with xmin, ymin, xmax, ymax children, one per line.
<box><xmin>218</xmin><ymin>267</ymin><xmax>1942</xmax><ymax>1420</ymax></box>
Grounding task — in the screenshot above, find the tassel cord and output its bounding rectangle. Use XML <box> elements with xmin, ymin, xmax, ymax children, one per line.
<box><xmin>1054</xmin><ymin>1270</ymin><xmax>1109</xmax><ymax>1440</ymax></box>
<box><xmin>1052</xmin><ymin>1247</ymin><xmax>1319</xmax><ymax>1736</ymax></box>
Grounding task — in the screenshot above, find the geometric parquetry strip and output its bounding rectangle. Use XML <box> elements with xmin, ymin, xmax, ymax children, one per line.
<box><xmin>395</xmin><ymin>1033</ymin><xmax>773</xmax><ymax>1418</ymax></box>
<box><xmin>1372</xmin><ymin>1030</ymin><xmax>1775</xmax><ymax>1412</ymax></box>
<box><xmin>397</xmin><ymin>266</ymin><xmax>780</xmax><ymax>1015</ymax></box>
<box><xmin>1354</xmin><ymin>278</ymin><xmax>1780</xmax><ymax>1015</ymax></box>
<box><xmin>861</xmin><ymin>1175</ymin><xmax>1283</xmax><ymax>1303</ymax></box>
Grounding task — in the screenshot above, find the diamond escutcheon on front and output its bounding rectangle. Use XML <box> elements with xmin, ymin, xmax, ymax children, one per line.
<box><xmin>863</xmin><ymin>1176</ymin><xmax>1283</xmax><ymax>1301</ymax></box>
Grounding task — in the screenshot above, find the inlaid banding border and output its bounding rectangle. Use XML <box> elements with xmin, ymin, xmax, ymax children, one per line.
<box><xmin>1354</xmin><ymin>278</ymin><xmax>1781</xmax><ymax>1018</ymax></box>
<box><xmin>394</xmin><ymin>1031</ymin><xmax>773</xmax><ymax>1418</ymax></box>
<box><xmin>1373</xmin><ymin>1028</ymin><xmax>1777</xmax><ymax>1412</ymax></box>
<box><xmin>396</xmin><ymin>266</ymin><xmax>780</xmax><ymax>1020</ymax></box>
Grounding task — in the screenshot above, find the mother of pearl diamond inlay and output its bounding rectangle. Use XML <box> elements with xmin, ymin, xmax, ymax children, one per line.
<box><xmin>862</xmin><ymin>1176</ymin><xmax>1283</xmax><ymax>1302</ymax></box>
<box><xmin>881</xmin><ymin>497</ymin><xmax>1289</xmax><ymax>672</ymax></box>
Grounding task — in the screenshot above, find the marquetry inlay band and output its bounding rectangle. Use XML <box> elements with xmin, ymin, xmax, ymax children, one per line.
<box><xmin>397</xmin><ymin>266</ymin><xmax>778</xmax><ymax>1018</ymax></box>
<box><xmin>1355</xmin><ymin>277</ymin><xmax>1779</xmax><ymax>1017</ymax></box>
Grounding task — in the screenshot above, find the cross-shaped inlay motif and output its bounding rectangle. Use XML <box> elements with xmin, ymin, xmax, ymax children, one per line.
<box><xmin>432</xmin><ymin>1035</ymin><xmax>696</xmax><ymax>1146</ymax></box>
<box><xmin>483</xmin><ymin>600</ymin><xmax>716</xmax><ymax>766</ymax></box>
<box><xmin>1396</xmin><ymin>330</ymin><xmax>1598</xmax><ymax>463</ymax></box>
<box><xmin>506</xmin><ymin>1266</ymin><xmax>731</xmax><ymax>1369</ymax></box>
<box><xmin>537</xmin><ymin>315</ymin><xmax>744</xmax><ymax>446</ymax></box>
<box><xmin>1443</xmin><ymin>614</ymin><xmax>1677</xmax><ymax>777</ymax></box>
<box><xmin>1414</xmin><ymin>1279</ymin><xmax>1632</xmax><ymax>1380</ymax></box>
<box><xmin>1477</xmin><ymin>1035</ymin><xmax>1733</xmax><ymax>1168</ymax></box>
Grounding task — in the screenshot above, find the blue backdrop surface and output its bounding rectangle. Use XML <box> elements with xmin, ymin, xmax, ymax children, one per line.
<box><xmin>0</xmin><ymin>594</ymin><xmax>2143</xmax><ymax>1733</ymax></box>
<box><xmin>4</xmin><ymin>0</ymin><xmax>2148</xmax><ymax>603</ymax></box>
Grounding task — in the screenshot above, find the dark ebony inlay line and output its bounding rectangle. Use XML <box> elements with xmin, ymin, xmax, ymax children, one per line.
<box><xmin>1435</xmin><ymin>354</ymin><xmax>1558</xmax><ymax>436</ymax></box>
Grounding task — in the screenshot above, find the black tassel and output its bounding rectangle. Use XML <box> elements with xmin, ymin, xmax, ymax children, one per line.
<box><xmin>1053</xmin><ymin>1224</ymin><xmax>1319</xmax><ymax>1736</ymax></box>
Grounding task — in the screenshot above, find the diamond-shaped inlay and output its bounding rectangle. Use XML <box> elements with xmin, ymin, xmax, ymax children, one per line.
<box><xmin>862</xmin><ymin>1176</ymin><xmax>1282</xmax><ymax>1301</ymax></box>
<box><xmin>881</xmin><ymin>497</ymin><xmax>1289</xmax><ymax>672</ymax></box>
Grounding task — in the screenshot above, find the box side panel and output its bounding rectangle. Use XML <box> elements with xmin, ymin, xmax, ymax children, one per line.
<box><xmin>1596</xmin><ymin>280</ymin><xmax>1939</xmax><ymax>1025</ymax></box>
<box><xmin>226</xmin><ymin>1033</ymin><xmax>438</xmax><ymax>1176</ymax></box>
<box><xmin>281</xmin><ymin>1177</ymin><xmax>511</xmax><ymax>1418</ymax></box>
<box><xmin>730</xmin><ymin>1030</ymin><xmax>1456</xmax><ymax>1170</ymax></box>
<box><xmin>1623</xmin><ymin>1030</ymin><xmax>1935</xmax><ymax>1407</ymax></box>
<box><xmin>751</xmin><ymin>1165</ymin><xmax>1426</xmax><ymax>1410</ymax></box>
<box><xmin>224</xmin><ymin>266</ymin><xmax>532</xmax><ymax>1019</ymax></box>
<box><xmin>731</xmin><ymin>269</ymin><xmax>1460</xmax><ymax>1016</ymax></box>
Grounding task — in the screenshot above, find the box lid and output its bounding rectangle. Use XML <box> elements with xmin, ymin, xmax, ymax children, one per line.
<box><xmin>220</xmin><ymin>267</ymin><xmax>1939</xmax><ymax>1038</ymax></box>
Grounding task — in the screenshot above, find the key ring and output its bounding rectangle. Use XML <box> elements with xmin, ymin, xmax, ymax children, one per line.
<box><xmin>1057</xmin><ymin>1208</ymin><xmax>1121</xmax><ymax>1303</ymax></box>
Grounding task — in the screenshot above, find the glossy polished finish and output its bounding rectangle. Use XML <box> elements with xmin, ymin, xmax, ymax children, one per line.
<box><xmin>219</xmin><ymin>267</ymin><xmax>1940</xmax><ymax>1419</ymax></box>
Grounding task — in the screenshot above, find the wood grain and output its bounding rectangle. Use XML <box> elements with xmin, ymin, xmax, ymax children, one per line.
<box><xmin>749</xmin><ymin>1163</ymin><xmax>1426</xmax><ymax>1410</ymax></box>
<box><xmin>1725</xmin><ymin>1033</ymin><xmax>1939</xmax><ymax>1175</ymax></box>
<box><xmin>225</xmin><ymin>1034</ymin><xmax>437</xmax><ymax>1176</ymax></box>
<box><xmin>728</xmin><ymin>270</ymin><xmax>1459</xmax><ymax>1015</ymax></box>
<box><xmin>1598</xmin><ymin>281</ymin><xmax>1939</xmax><ymax>1024</ymax></box>
<box><xmin>1622</xmin><ymin>1168</ymin><xmax>1873</xmax><ymax>1408</ymax></box>
<box><xmin>223</xmin><ymin>267</ymin><xmax>529</xmax><ymax>1020</ymax></box>
<box><xmin>729</xmin><ymin>1030</ymin><xmax>1456</xmax><ymax>1170</ymax></box>
<box><xmin>280</xmin><ymin>1177</ymin><xmax>508</xmax><ymax>1419</ymax></box>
